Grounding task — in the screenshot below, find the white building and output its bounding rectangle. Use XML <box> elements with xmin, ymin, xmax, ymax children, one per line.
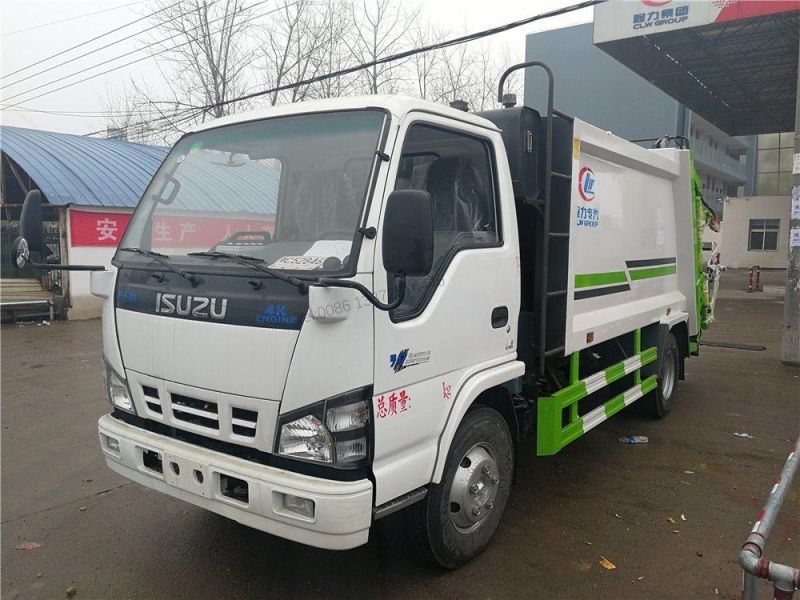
<box><xmin>718</xmin><ymin>132</ymin><xmax>794</xmax><ymax>270</ymax></box>
<box><xmin>719</xmin><ymin>196</ymin><xmax>790</xmax><ymax>269</ymax></box>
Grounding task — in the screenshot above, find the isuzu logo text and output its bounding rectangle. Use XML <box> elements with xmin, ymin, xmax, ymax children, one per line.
<box><xmin>155</xmin><ymin>293</ymin><xmax>228</xmax><ymax>320</ymax></box>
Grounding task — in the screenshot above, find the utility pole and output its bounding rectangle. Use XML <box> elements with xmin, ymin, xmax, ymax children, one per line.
<box><xmin>782</xmin><ymin>36</ymin><xmax>800</xmax><ymax>366</ymax></box>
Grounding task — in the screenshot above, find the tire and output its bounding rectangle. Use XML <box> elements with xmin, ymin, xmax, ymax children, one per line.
<box><xmin>413</xmin><ymin>406</ymin><xmax>514</xmax><ymax>569</ymax></box>
<box><xmin>644</xmin><ymin>331</ymin><xmax>680</xmax><ymax>419</ymax></box>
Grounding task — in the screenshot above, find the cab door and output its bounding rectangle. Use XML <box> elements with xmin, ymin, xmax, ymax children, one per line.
<box><xmin>371</xmin><ymin>114</ymin><xmax>520</xmax><ymax>505</ymax></box>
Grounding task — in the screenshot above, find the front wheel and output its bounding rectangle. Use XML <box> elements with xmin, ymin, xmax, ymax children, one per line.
<box><xmin>644</xmin><ymin>331</ymin><xmax>680</xmax><ymax>419</ymax></box>
<box><xmin>413</xmin><ymin>407</ymin><xmax>514</xmax><ymax>569</ymax></box>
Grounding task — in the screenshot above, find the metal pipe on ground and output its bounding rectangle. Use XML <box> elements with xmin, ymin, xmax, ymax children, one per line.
<box><xmin>738</xmin><ymin>435</ymin><xmax>800</xmax><ymax>599</ymax></box>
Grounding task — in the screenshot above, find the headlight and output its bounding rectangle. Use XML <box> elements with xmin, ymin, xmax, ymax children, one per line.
<box><xmin>277</xmin><ymin>387</ymin><xmax>372</xmax><ymax>469</ymax></box>
<box><xmin>105</xmin><ymin>363</ymin><xmax>136</xmax><ymax>414</ymax></box>
<box><xmin>278</xmin><ymin>414</ymin><xmax>333</xmax><ymax>464</ymax></box>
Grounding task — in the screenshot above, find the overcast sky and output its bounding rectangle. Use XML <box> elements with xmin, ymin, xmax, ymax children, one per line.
<box><xmin>0</xmin><ymin>0</ymin><xmax>592</xmax><ymax>136</ymax></box>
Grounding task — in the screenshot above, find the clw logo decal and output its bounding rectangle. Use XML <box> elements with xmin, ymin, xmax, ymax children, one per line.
<box><xmin>578</xmin><ymin>166</ymin><xmax>596</xmax><ymax>202</ymax></box>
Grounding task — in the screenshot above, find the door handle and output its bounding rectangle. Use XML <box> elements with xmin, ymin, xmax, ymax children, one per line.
<box><xmin>491</xmin><ymin>306</ymin><xmax>508</xmax><ymax>329</ymax></box>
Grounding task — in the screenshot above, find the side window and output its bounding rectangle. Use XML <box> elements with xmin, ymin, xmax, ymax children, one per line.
<box><xmin>389</xmin><ymin>123</ymin><xmax>500</xmax><ymax>318</ymax></box>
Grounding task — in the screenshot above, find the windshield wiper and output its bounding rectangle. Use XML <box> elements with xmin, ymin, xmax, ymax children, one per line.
<box><xmin>118</xmin><ymin>247</ymin><xmax>200</xmax><ymax>285</ymax></box>
<box><xmin>187</xmin><ymin>251</ymin><xmax>307</xmax><ymax>291</ymax></box>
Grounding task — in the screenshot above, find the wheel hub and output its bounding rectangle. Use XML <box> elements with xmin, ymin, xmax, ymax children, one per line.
<box><xmin>661</xmin><ymin>346</ymin><xmax>676</xmax><ymax>400</ymax></box>
<box><xmin>449</xmin><ymin>443</ymin><xmax>500</xmax><ymax>533</ymax></box>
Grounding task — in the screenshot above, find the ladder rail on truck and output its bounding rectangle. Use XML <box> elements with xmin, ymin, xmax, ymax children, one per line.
<box><xmin>479</xmin><ymin>61</ymin><xmax>710</xmax><ymax>459</ymax></box>
<box><xmin>9</xmin><ymin>60</ymin><xmax>716</xmax><ymax>571</ymax></box>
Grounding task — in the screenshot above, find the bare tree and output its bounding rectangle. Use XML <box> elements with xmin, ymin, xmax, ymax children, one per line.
<box><xmin>102</xmin><ymin>82</ymin><xmax>144</xmax><ymax>142</ymax></box>
<box><xmin>462</xmin><ymin>44</ymin><xmax>521</xmax><ymax>112</ymax></box>
<box><xmin>101</xmin><ymin>0</ymin><xmax>256</xmax><ymax>142</ymax></box>
<box><xmin>257</xmin><ymin>0</ymin><xmax>358</xmax><ymax>105</ymax></box>
<box><xmin>430</xmin><ymin>42</ymin><xmax>475</xmax><ymax>105</ymax></box>
<box><xmin>259</xmin><ymin>0</ymin><xmax>315</xmax><ymax>105</ymax></box>
<box><xmin>153</xmin><ymin>0</ymin><xmax>256</xmax><ymax>118</ymax></box>
<box><xmin>407</xmin><ymin>16</ymin><xmax>443</xmax><ymax>101</ymax></box>
<box><xmin>415</xmin><ymin>40</ymin><xmax>523</xmax><ymax>112</ymax></box>
<box><xmin>306</xmin><ymin>0</ymin><xmax>360</xmax><ymax>99</ymax></box>
<box><xmin>462</xmin><ymin>43</ymin><xmax>496</xmax><ymax>112</ymax></box>
<box><xmin>347</xmin><ymin>0</ymin><xmax>417</xmax><ymax>95</ymax></box>
<box><xmin>102</xmin><ymin>0</ymin><xmax>256</xmax><ymax>139</ymax></box>
<box><xmin>494</xmin><ymin>45</ymin><xmax>523</xmax><ymax>107</ymax></box>
<box><xmin>99</xmin><ymin>0</ymin><xmax>527</xmax><ymax>142</ymax></box>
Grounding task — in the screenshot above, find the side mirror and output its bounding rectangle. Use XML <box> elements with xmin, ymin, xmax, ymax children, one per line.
<box><xmin>11</xmin><ymin>189</ymin><xmax>106</xmax><ymax>273</ymax></box>
<box><xmin>311</xmin><ymin>190</ymin><xmax>432</xmax><ymax>313</ymax></box>
<box><xmin>19</xmin><ymin>189</ymin><xmax>46</xmax><ymax>252</ymax></box>
<box><xmin>382</xmin><ymin>189</ymin><xmax>434</xmax><ymax>276</ymax></box>
<box><xmin>11</xmin><ymin>190</ymin><xmax>46</xmax><ymax>269</ymax></box>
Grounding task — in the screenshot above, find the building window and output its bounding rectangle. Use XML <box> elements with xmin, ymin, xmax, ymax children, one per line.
<box><xmin>748</xmin><ymin>219</ymin><xmax>780</xmax><ymax>251</ymax></box>
<box><xmin>756</xmin><ymin>132</ymin><xmax>793</xmax><ymax>195</ymax></box>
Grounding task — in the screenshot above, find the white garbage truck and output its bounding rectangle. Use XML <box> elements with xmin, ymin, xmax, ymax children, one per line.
<box><xmin>13</xmin><ymin>62</ymin><xmax>714</xmax><ymax>569</ymax></box>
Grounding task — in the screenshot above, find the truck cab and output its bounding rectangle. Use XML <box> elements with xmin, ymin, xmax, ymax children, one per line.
<box><xmin>92</xmin><ymin>96</ymin><xmax>524</xmax><ymax>564</ymax></box>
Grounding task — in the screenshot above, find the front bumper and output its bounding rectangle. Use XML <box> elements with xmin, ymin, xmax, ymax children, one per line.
<box><xmin>98</xmin><ymin>414</ymin><xmax>373</xmax><ymax>550</ymax></box>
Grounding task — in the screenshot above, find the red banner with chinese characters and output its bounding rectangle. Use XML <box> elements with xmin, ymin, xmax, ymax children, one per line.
<box><xmin>70</xmin><ymin>210</ymin><xmax>132</xmax><ymax>247</ymax></box>
<box><xmin>69</xmin><ymin>210</ymin><xmax>275</xmax><ymax>248</ymax></box>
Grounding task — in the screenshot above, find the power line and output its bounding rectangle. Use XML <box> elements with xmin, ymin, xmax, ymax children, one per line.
<box><xmin>81</xmin><ymin>102</ymin><xmax>207</xmax><ymax>137</ymax></box>
<box><xmin>2</xmin><ymin>45</ymin><xmax>185</xmax><ymax>108</ymax></box>
<box><xmin>1</xmin><ymin>0</ymin><xmax>284</xmax><ymax>108</ymax></box>
<box><xmin>105</xmin><ymin>103</ymin><xmax>209</xmax><ymax>143</ymax></box>
<box><xmin>3</xmin><ymin>0</ymin><xmax>225</xmax><ymax>90</ymax></box>
<box><xmin>3</xmin><ymin>0</ymin><xmax>185</xmax><ymax>79</ymax></box>
<box><xmin>0</xmin><ymin>106</ymin><xmax>175</xmax><ymax>118</ymax></box>
<box><xmin>2</xmin><ymin>2</ymin><xmax>139</xmax><ymax>37</ymax></box>
<box><xmin>111</xmin><ymin>97</ymin><xmax>208</xmax><ymax>139</ymax></box>
<box><xmin>144</xmin><ymin>106</ymin><xmax>211</xmax><ymax>140</ymax></box>
<box><xmin>0</xmin><ymin>98</ymin><xmax>197</xmax><ymax>117</ymax></box>
<box><xmin>87</xmin><ymin>0</ymin><xmax>604</xmax><ymax>139</ymax></box>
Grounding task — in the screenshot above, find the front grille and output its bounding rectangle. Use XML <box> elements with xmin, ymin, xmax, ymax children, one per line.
<box><xmin>166</xmin><ymin>393</ymin><xmax>258</xmax><ymax>438</ymax></box>
<box><xmin>172</xmin><ymin>393</ymin><xmax>218</xmax><ymax>414</ymax></box>
<box><xmin>170</xmin><ymin>393</ymin><xmax>220</xmax><ymax>430</ymax></box>
<box><xmin>141</xmin><ymin>385</ymin><xmax>163</xmax><ymax>414</ymax></box>
<box><xmin>126</xmin><ymin>371</ymin><xmax>278</xmax><ymax>452</ymax></box>
<box><xmin>231</xmin><ymin>407</ymin><xmax>257</xmax><ymax>437</ymax></box>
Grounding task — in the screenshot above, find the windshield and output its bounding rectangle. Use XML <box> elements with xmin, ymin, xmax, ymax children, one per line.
<box><xmin>118</xmin><ymin>109</ymin><xmax>386</xmax><ymax>273</ymax></box>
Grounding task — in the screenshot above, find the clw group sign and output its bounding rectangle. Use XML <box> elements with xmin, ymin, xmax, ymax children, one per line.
<box><xmin>594</xmin><ymin>0</ymin><xmax>800</xmax><ymax>44</ymax></box>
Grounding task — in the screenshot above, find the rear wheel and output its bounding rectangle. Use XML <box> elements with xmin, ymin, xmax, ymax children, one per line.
<box><xmin>644</xmin><ymin>331</ymin><xmax>680</xmax><ymax>419</ymax></box>
<box><xmin>413</xmin><ymin>407</ymin><xmax>513</xmax><ymax>569</ymax></box>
